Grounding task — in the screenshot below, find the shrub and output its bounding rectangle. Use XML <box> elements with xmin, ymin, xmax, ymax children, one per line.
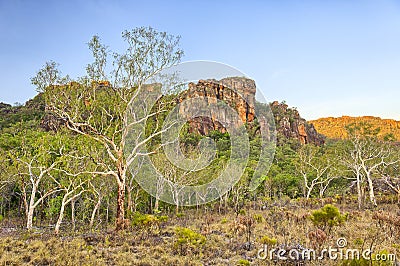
<box><xmin>253</xmin><ymin>214</ymin><xmax>264</xmax><ymax>223</ymax></box>
<box><xmin>0</xmin><ymin>214</ymin><xmax>3</xmax><ymax>223</ymax></box>
<box><xmin>237</xmin><ymin>259</ymin><xmax>250</xmax><ymax>266</ymax></box>
<box><xmin>260</xmin><ymin>236</ymin><xmax>277</xmax><ymax>246</ymax></box>
<box><xmin>174</xmin><ymin>227</ymin><xmax>206</xmax><ymax>255</ymax></box>
<box><xmin>158</xmin><ymin>215</ymin><xmax>168</xmax><ymax>223</ymax></box>
<box><xmin>131</xmin><ymin>212</ymin><xmax>168</xmax><ymax>226</ymax></box>
<box><xmin>310</xmin><ymin>204</ymin><xmax>347</xmax><ymax>232</ymax></box>
<box><xmin>176</xmin><ymin>212</ymin><xmax>185</xmax><ymax>218</ymax></box>
<box><xmin>353</xmin><ymin>238</ymin><xmax>364</xmax><ymax>246</ymax></box>
<box><xmin>131</xmin><ymin>212</ymin><xmax>158</xmax><ymax>227</ymax></box>
<box><xmin>130</xmin><ymin>212</ymin><xmax>168</xmax><ymax>233</ymax></box>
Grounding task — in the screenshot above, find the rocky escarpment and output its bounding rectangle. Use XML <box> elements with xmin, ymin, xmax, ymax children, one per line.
<box><xmin>177</xmin><ymin>77</ymin><xmax>325</xmax><ymax>145</ymax></box>
<box><xmin>177</xmin><ymin>77</ymin><xmax>256</xmax><ymax>135</ymax></box>
<box><xmin>270</xmin><ymin>101</ymin><xmax>325</xmax><ymax>145</ymax></box>
<box><xmin>35</xmin><ymin>77</ymin><xmax>325</xmax><ymax>145</ymax></box>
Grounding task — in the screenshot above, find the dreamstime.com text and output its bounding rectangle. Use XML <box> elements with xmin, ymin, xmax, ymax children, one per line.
<box><xmin>257</xmin><ymin>238</ymin><xmax>396</xmax><ymax>262</ymax></box>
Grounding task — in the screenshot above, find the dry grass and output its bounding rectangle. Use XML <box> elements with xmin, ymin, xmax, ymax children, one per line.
<box><xmin>0</xmin><ymin>200</ymin><xmax>399</xmax><ymax>265</ymax></box>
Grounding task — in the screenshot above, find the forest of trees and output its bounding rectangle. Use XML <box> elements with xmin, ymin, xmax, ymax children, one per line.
<box><xmin>0</xmin><ymin>27</ymin><xmax>399</xmax><ymax>239</ymax></box>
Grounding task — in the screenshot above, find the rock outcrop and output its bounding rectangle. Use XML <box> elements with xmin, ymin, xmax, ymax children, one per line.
<box><xmin>177</xmin><ymin>77</ymin><xmax>325</xmax><ymax>145</ymax></box>
<box><xmin>177</xmin><ymin>77</ymin><xmax>256</xmax><ymax>135</ymax></box>
<box><xmin>270</xmin><ymin>101</ymin><xmax>325</xmax><ymax>145</ymax></box>
<box><xmin>37</xmin><ymin>77</ymin><xmax>325</xmax><ymax>145</ymax></box>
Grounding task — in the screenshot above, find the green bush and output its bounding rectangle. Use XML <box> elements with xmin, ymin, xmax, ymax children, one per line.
<box><xmin>174</xmin><ymin>227</ymin><xmax>206</xmax><ymax>255</ymax></box>
<box><xmin>158</xmin><ymin>215</ymin><xmax>168</xmax><ymax>223</ymax></box>
<box><xmin>237</xmin><ymin>259</ymin><xmax>250</xmax><ymax>266</ymax></box>
<box><xmin>310</xmin><ymin>204</ymin><xmax>347</xmax><ymax>231</ymax></box>
<box><xmin>253</xmin><ymin>214</ymin><xmax>264</xmax><ymax>223</ymax></box>
<box><xmin>260</xmin><ymin>235</ymin><xmax>277</xmax><ymax>246</ymax></box>
<box><xmin>238</xmin><ymin>209</ymin><xmax>246</xmax><ymax>216</ymax></box>
<box><xmin>0</xmin><ymin>214</ymin><xmax>3</xmax><ymax>223</ymax></box>
<box><xmin>130</xmin><ymin>212</ymin><xmax>167</xmax><ymax>228</ymax></box>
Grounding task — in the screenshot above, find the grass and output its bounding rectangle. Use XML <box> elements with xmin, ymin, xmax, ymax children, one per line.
<box><xmin>0</xmin><ymin>198</ymin><xmax>399</xmax><ymax>265</ymax></box>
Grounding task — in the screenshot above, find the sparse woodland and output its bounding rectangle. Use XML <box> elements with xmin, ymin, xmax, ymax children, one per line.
<box><xmin>0</xmin><ymin>27</ymin><xmax>400</xmax><ymax>265</ymax></box>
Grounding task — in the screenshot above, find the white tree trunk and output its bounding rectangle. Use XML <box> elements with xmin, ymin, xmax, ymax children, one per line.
<box><xmin>366</xmin><ymin>174</ymin><xmax>377</xmax><ymax>206</ymax></box>
<box><xmin>71</xmin><ymin>198</ymin><xmax>76</xmax><ymax>231</ymax></box>
<box><xmin>90</xmin><ymin>196</ymin><xmax>101</xmax><ymax>228</ymax></box>
<box><xmin>26</xmin><ymin>185</ymin><xmax>37</xmax><ymax>230</ymax></box>
<box><xmin>306</xmin><ymin>185</ymin><xmax>314</xmax><ymax>200</ymax></box>
<box><xmin>55</xmin><ymin>198</ymin><xmax>66</xmax><ymax>235</ymax></box>
<box><xmin>356</xmin><ymin>173</ymin><xmax>364</xmax><ymax>210</ymax></box>
<box><xmin>26</xmin><ymin>204</ymin><xmax>35</xmax><ymax>230</ymax></box>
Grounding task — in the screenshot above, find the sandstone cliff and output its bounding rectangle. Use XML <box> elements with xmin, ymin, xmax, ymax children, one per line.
<box><xmin>270</xmin><ymin>101</ymin><xmax>325</xmax><ymax>145</ymax></box>
<box><xmin>35</xmin><ymin>77</ymin><xmax>325</xmax><ymax>145</ymax></box>
<box><xmin>177</xmin><ymin>77</ymin><xmax>256</xmax><ymax>135</ymax></box>
<box><xmin>177</xmin><ymin>77</ymin><xmax>325</xmax><ymax>145</ymax></box>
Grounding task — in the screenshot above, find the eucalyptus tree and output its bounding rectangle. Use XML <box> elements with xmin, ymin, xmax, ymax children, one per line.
<box><xmin>54</xmin><ymin>175</ymin><xmax>87</xmax><ymax>235</ymax></box>
<box><xmin>53</xmin><ymin>136</ymin><xmax>95</xmax><ymax>235</ymax></box>
<box><xmin>32</xmin><ymin>27</ymin><xmax>183</xmax><ymax>230</ymax></box>
<box><xmin>9</xmin><ymin>130</ymin><xmax>68</xmax><ymax>230</ymax></box>
<box><xmin>379</xmin><ymin>143</ymin><xmax>400</xmax><ymax>202</ymax></box>
<box><xmin>0</xmin><ymin>148</ymin><xmax>13</xmax><ymax>193</ymax></box>
<box><xmin>341</xmin><ymin>123</ymin><xmax>399</xmax><ymax>208</ymax></box>
<box><xmin>297</xmin><ymin>144</ymin><xmax>341</xmax><ymax>199</ymax></box>
<box><xmin>0</xmin><ymin>147</ymin><xmax>16</xmax><ymax>218</ymax></box>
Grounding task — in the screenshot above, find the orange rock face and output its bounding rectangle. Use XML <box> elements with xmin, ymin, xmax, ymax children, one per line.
<box><xmin>310</xmin><ymin>116</ymin><xmax>400</xmax><ymax>141</ymax></box>
<box><xmin>177</xmin><ymin>77</ymin><xmax>256</xmax><ymax>135</ymax></box>
<box><xmin>297</xmin><ymin>124</ymin><xmax>307</xmax><ymax>144</ymax></box>
<box><xmin>177</xmin><ymin>77</ymin><xmax>325</xmax><ymax>146</ymax></box>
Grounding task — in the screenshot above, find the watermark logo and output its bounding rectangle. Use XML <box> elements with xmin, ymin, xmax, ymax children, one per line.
<box><xmin>336</xmin><ymin>237</ymin><xmax>347</xmax><ymax>248</ymax></box>
<box><xmin>124</xmin><ymin>61</ymin><xmax>276</xmax><ymax>206</ymax></box>
<box><xmin>257</xmin><ymin>238</ymin><xmax>396</xmax><ymax>262</ymax></box>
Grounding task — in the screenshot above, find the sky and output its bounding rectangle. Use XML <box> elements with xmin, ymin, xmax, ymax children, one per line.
<box><xmin>0</xmin><ymin>0</ymin><xmax>399</xmax><ymax>120</ymax></box>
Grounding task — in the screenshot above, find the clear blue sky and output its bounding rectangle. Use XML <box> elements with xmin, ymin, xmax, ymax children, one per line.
<box><xmin>0</xmin><ymin>0</ymin><xmax>399</xmax><ymax>120</ymax></box>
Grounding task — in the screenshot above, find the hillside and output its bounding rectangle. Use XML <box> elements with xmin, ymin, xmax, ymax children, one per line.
<box><xmin>0</xmin><ymin>77</ymin><xmax>322</xmax><ymax>146</ymax></box>
<box><xmin>0</xmin><ymin>94</ymin><xmax>45</xmax><ymax>130</ymax></box>
<box><xmin>310</xmin><ymin>116</ymin><xmax>400</xmax><ymax>141</ymax></box>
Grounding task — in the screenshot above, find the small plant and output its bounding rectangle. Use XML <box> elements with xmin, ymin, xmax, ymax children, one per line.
<box><xmin>158</xmin><ymin>215</ymin><xmax>168</xmax><ymax>223</ymax></box>
<box><xmin>104</xmin><ymin>235</ymin><xmax>110</xmax><ymax>247</ymax></box>
<box><xmin>220</xmin><ymin>218</ymin><xmax>228</xmax><ymax>224</ymax></box>
<box><xmin>372</xmin><ymin>210</ymin><xmax>400</xmax><ymax>236</ymax></box>
<box><xmin>307</xmin><ymin>228</ymin><xmax>327</xmax><ymax>248</ymax></box>
<box><xmin>253</xmin><ymin>214</ymin><xmax>264</xmax><ymax>223</ymax></box>
<box><xmin>176</xmin><ymin>212</ymin><xmax>185</xmax><ymax>218</ymax></box>
<box><xmin>236</xmin><ymin>215</ymin><xmax>255</xmax><ymax>249</ymax></box>
<box><xmin>353</xmin><ymin>238</ymin><xmax>364</xmax><ymax>246</ymax></box>
<box><xmin>131</xmin><ymin>212</ymin><xmax>167</xmax><ymax>227</ymax></box>
<box><xmin>310</xmin><ymin>204</ymin><xmax>347</xmax><ymax>232</ymax></box>
<box><xmin>260</xmin><ymin>235</ymin><xmax>277</xmax><ymax>246</ymax></box>
<box><xmin>392</xmin><ymin>243</ymin><xmax>400</xmax><ymax>250</ymax></box>
<box><xmin>238</xmin><ymin>209</ymin><xmax>246</xmax><ymax>216</ymax></box>
<box><xmin>130</xmin><ymin>212</ymin><xmax>168</xmax><ymax>236</ymax></box>
<box><xmin>0</xmin><ymin>214</ymin><xmax>3</xmax><ymax>223</ymax></box>
<box><xmin>174</xmin><ymin>227</ymin><xmax>206</xmax><ymax>255</ymax></box>
<box><xmin>131</xmin><ymin>212</ymin><xmax>158</xmax><ymax>227</ymax></box>
<box><xmin>237</xmin><ymin>259</ymin><xmax>250</xmax><ymax>266</ymax></box>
